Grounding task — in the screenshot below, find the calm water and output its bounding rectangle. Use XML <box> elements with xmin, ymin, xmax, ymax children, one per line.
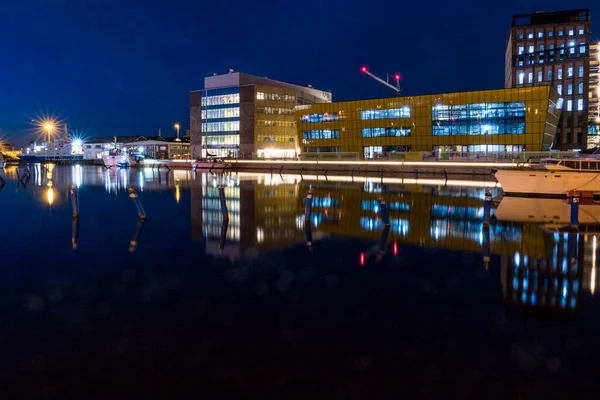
<box><xmin>1</xmin><ymin>165</ymin><xmax>600</xmax><ymax>397</ymax></box>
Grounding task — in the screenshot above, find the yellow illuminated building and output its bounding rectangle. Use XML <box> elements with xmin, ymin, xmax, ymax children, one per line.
<box><xmin>295</xmin><ymin>87</ymin><xmax>561</xmax><ymax>158</ymax></box>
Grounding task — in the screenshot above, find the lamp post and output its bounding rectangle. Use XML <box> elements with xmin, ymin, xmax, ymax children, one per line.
<box><xmin>174</xmin><ymin>123</ymin><xmax>180</xmax><ymax>138</ymax></box>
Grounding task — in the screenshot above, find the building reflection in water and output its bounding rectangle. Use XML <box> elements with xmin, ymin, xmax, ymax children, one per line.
<box><xmin>5</xmin><ymin>164</ymin><xmax>600</xmax><ymax>309</ymax></box>
<box><xmin>501</xmin><ymin>232</ymin><xmax>585</xmax><ymax>312</ymax></box>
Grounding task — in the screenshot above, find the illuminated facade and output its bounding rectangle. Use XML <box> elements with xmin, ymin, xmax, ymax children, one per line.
<box><xmin>588</xmin><ymin>42</ymin><xmax>600</xmax><ymax>148</ymax></box>
<box><xmin>505</xmin><ymin>9</ymin><xmax>592</xmax><ymax>150</ymax></box>
<box><xmin>190</xmin><ymin>72</ymin><xmax>330</xmax><ymax>159</ymax></box>
<box><xmin>295</xmin><ymin>87</ymin><xmax>561</xmax><ymax>157</ymax></box>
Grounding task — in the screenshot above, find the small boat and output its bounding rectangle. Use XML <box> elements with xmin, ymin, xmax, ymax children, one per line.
<box><xmin>494</xmin><ymin>157</ymin><xmax>600</xmax><ymax>197</ymax></box>
<box><xmin>102</xmin><ymin>148</ymin><xmax>132</xmax><ymax>168</ymax></box>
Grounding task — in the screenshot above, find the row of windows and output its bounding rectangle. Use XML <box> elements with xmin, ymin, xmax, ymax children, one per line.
<box><xmin>256</xmin><ymin>107</ymin><xmax>294</xmax><ymax>115</ymax></box>
<box><xmin>201</xmin><ymin>121</ymin><xmax>240</xmax><ymax>132</ymax></box>
<box><xmin>261</xmin><ymin>136</ymin><xmax>295</xmax><ymax>142</ymax></box>
<box><xmin>432</xmin><ymin>102</ymin><xmax>526</xmax><ymax>136</ymax></box>
<box><xmin>361</xmin><ymin>107</ymin><xmax>410</xmax><ymax>120</ymax></box>
<box><xmin>201</xmin><ymin>93</ymin><xmax>240</xmax><ymax>106</ymax></box>
<box><xmin>514</xmin><ymin>47</ymin><xmax>587</xmax><ymax>66</ymax></box>
<box><xmin>361</xmin><ymin>127</ymin><xmax>411</xmax><ymax>138</ymax></box>
<box><xmin>514</xmin><ymin>43</ymin><xmax>587</xmax><ymax>66</ymax></box>
<box><xmin>204</xmin><ymin>135</ymin><xmax>240</xmax><ymax>145</ymax></box>
<box><xmin>201</xmin><ymin>107</ymin><xmax>240</xmax><ymax>119</ymax></box>
<box><xmin>564</xmin><ymin>99</ymin><xmax>585</xmax><ymax>112</ymax></box>
<box><xmin>303</xmin><ymin>129</ymin><xmax>340</xmax><ymax>139</ymax></box>
<box><xmin>257</xmin><ymin>120</ymin><xmax>295</xmax><ymax>128</ymax></box>
<box><xmin>363</xmin><ymin>146</ymin><xmax>411</xmax><ymax>159</ymax></box>
<box><xmin>301</xmin><ymin>112</ymin><xmax>340</xmax><ymax>123</ymax></box>
<box><xmin>517</xmin><ymin>66</ymin><xmax>585</xmax><ymax>85</ymax></box>
<box><xmin>518</xmin><ymin>28</ymin><xmax>585</xmax><ymax>40</ymax></box>
<box><xmin>303</xmin><ymin>146</ymin><xmax>340</xmax><ymax>153</ymax></box>
<box><xmin>556</xmin><ymin>83</ymin><xmax>585</xmax><ymax>96</ymax></box>
<box><xmin>256</xmin><ymin>92</ymin><xmax>296</xmax><ymax>102</ymax></box>
<box><xmin>434</xmin><ymin>145</ymin><xmax>525</xmax><ymax>152</ymax></box>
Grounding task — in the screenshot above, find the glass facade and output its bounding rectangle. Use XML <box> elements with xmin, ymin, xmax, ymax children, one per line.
<box><xmin>432</xmin><ymin>102</ymin><xmax>526</xmax><ymax>136</ymax></box>
<box><xmin>295</xmin><ymin>87</ymin><xmax>561</xmax><ymax>155</ymax></box>
<box><xmin>201</xmin><ymin>87</ymin><xmax>241</xmax><ymax>157</ymax></box>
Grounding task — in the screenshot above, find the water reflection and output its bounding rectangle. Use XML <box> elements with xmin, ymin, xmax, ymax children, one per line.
<box><xmin>2</xmin><ymin>164</ymin><xmax>600</xmax><ymax>311</ymax></box>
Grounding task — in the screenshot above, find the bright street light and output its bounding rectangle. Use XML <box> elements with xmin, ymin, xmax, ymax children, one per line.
<box><xmin>174</xmin><ymin>123</ymin><xmax>180</xmax><ymax>138</ymax></box>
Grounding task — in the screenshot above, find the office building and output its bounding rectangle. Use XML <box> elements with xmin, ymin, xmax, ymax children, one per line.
<box><xmin>189</xmin><ymin>71</ymin><xmax>330</xmax><ymax>159</ymax></box>
<box><xmin>505</xmin><ymin>9</ymin><xmax>591</xmax><ymax>150</ymax></box>
<box><xmin>296</xmin><ymin>87</ymin><xmax>561</xmax><ymax>157</ymax></box>
<box><xmin>588</xmin><ymin>42</ymin><xmax>600</xmax><ymax>148</ymax></box>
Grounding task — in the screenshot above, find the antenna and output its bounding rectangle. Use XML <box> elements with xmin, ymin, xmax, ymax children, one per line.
<box><xmin>360</xmin><ymin>66</ymin><xmax>401</xmax><ymax>95</ymax></box>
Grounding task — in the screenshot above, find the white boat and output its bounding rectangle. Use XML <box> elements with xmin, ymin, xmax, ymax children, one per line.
<box><xmin>102</xmin><ymin>148</ymin><xmax>131</xmax><ymax>168</ymax></box>
<box><xmin>495</xmin><ymin>157</ymin><xmax>600</xmax><ymax>197</ymax></box>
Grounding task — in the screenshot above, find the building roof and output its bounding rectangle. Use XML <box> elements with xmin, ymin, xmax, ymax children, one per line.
<box><xmin>84</xmin><ymin>135</ymin><xmax>189</xmax><ymax>144</ymax></box>
<box><xmin>194</xmin><ymin>71</ymin><xmax>331</xmax><ymax>102</ymax></box>
<box><xmin>511</xmin><ymin>9</ymin><xmax>590</xmax><ymax>27</ymax></box>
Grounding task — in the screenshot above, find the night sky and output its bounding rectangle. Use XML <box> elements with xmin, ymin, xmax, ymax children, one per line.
<box><xmin>0</xmin><ymin>0</ymin><xmax>597</xmax><ymax>145</ymax></box>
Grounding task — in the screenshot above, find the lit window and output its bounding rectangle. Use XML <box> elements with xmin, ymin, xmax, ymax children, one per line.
<box><xmin>567</xmin><ymin>100</ymin><xmax>572</xmax><ymax>111</ymax></box>
<box><xmin>557</xmin><ymin>98</ymin><xmax>564</xmax><ymax>109</ymax></box>
<box><xmin>360</xmin><ymin>107</ymin><xmax>410</xmax><ymax>120</ymax></box>
<box><xmin>528</xmin><ymin>72</ymin><xmax>533</xmax><ymax>83</ymax></box>
<box><xmin>568</xmin><ymin>67</ymin><xmax>573</xmax><ymax>78</ymax></box>
<box><xmin>558</xmin><ymin>68</ymin><xmax>563</xmax><ymax>79</ymax></box>
<box><xmin>518</xmin><ymin>46</ymin><xmax>524</xmax><ymax>55</ymax></box>
<box><xmin>568</xmin><ymin>29</ymin><xmax>574</xmax><ymax>36</ymax></box>
<box><xmin>557</xmin><ymin>84</ymin><xmax>563</xmax><ymax>95</ymax></box>
<box><xmin>578</xmin><ymin>28</ymin><xmax>584</xmax><ymax>35</ymax></box>
<box><xmin>256</xmin><ymin>92</ymin><xmax>264</xmax><ymax>100</ymax></box>
<box><xmin>567</xmin><ymin>84</ymin><xmax>573</xmax><ymax>95</ymax></box>
<box><xmin>538</xmin><ymin>71</ymin><xmax>543</xmax><ymax>82</ymax></box>
<box><xmin>570</xmin><ymin>47</ymin><xmax>575</xmax><ymax>54</ymax></box>
<box><xmin>580</xmin><ymin>45</ymin><xmax>586</xmax><ymax>54</ymax></box>
<box><xmin>547</xmin><ymin>70</ymin><xmax>553</xmax><ymax>81</ymax></box>
<box><xmin>577</xmin><ymin>99</ymin><xmax>584</xmax><ymax>111</ymax></box>
<box><xmin>578</xmin><ymin>83</ymin><xmax>584</xmax><ymax>94</ymax></box>
<box><xmin>518</xmin><ymin>72</ymin><xmax>524</xmax><ymax>85</ymax></box>
<box><xmin>539</xmin><ymin>45</ymin><xmax>545</xmax><ymax>51</ymax></box>
<box><xmin>559</xmin><ymin>30</ymin><xmax>564</xmax><ymax>36</ymax></box>
<box><xmin>528</xmin><ymin>33</ymin><xmax>534</xmax><ymax>39</ymax></box>
<box><xmin>519</xmin><ymin>33</ymin><xmax>524</xmax><ymax>39</ymax></box>
<box><xmin>528</xmin><ymin>45</ymin><xmax>534</xmax><ymax>53</ymax></box>
<box><xmin>548</xmin><ymin>31</ymin><xmax>554</xmax><ymax>37</ymax></box>
<box><xmin>579</xmin><ymin>66</ymin><xmax>584</xmax><ymax>77</ymax></box>
<box><xmin>538</xmin><ymin>32</ymin><xmax>544</xmax><ymax>38</ymax></box>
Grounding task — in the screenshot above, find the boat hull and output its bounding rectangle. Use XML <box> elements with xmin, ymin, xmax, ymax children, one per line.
<box><xmin>102</xmin><ymin>154</ymin><xmax>130</xmax><ymax>168</ymax></box>
<box><xmin>495</xmin><ymin>169</ymin><xmax>600</xmax><ymax>197</ymax></box>
<box><xmin>18</xmin><ymin>155</ymin><xmax>83</xmax><ymax>163</ymax></box>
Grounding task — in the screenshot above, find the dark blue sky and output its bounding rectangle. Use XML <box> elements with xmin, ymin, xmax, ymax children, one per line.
<box><xmin>0</xmin><ymin>0</ymin><xmax>596</xmax><ymax>145</ymax></box>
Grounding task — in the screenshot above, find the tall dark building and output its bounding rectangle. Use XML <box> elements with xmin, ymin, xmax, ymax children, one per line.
<box><xmin>505</xmin><ymin>9</ymin><xmax>591</xmax><ymax>150</ymax></box>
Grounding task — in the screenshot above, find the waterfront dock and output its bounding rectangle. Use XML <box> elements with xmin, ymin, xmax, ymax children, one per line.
<box><xmin>223</xmin><ymin>159</ymin><xmax>520</xmax><ymax>178</ymax></box>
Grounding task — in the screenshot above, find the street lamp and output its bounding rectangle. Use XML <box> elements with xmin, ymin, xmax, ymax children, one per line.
<box><xmin>174</xmin><ymin>123</ymin><xmax>180</xmax><ymax>138</ymax></box>
<box><xmin>44</xmin><ymin>122</ymin><xmax>55</xmax><ymax>144</ymax></box>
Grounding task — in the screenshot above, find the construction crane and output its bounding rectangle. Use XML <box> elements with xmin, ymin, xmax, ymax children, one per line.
<box><xmin>360</xmin><ymin>66</ymin><xmax>401</xmax><ymax>95</ymax></box>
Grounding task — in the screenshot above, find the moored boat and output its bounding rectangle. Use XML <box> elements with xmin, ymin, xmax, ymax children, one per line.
<box><xmin>102</xmin><ymin>148</ymin><xmax>132</xmax><ymax>168</ymax></box>
<box><xmin>494</xmin><ymin>157</ymin><xmax>600</xmax><ymax>197</ymax></box>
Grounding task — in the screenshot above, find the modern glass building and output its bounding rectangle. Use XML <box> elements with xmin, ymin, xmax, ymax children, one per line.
<box><xmin>505</xmin><ymin>9</ymin><xmax>591</xmax><ymax>150</ymax></box>
<box><xmin>190</xmin><ymin>72</ymin><xmax>330</xmax><ymax>159</ymax></box>
<box><xmin>295</xmin><ymin>87</ymin><xmax>561</xmax><ymax>158</ymax></box>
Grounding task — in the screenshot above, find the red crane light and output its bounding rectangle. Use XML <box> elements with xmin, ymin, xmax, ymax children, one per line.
<box><xmin>361</xmin><ymin>66</ymin><xmax>368</xmax><ymax>73</ymax></box>
<box><xmin>393</xmin><ymin>242</ymin><xmax>398</xmax><ymax>256</ymax></box>
<box><xmin>360</xmin><ymin>252</ymin><xmax>365</xmax><ymax>266</ymax></box>
<box><xmin>394</xmin><ymin>73</ymin><xmax>401</xmax><ymax>81</ymax></box>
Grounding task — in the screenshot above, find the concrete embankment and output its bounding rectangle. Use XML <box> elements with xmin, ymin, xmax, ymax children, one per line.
<box><xmin>224</xmin><ymin>160</ymin><xmax>511</xmax><ymax>180</ymax></box>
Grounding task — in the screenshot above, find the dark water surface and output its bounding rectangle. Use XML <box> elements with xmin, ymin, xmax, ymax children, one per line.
<box><xmin>1</xmin><ymin>165</ymin><xmax>600</xmax><ymax>398</ymax></box>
